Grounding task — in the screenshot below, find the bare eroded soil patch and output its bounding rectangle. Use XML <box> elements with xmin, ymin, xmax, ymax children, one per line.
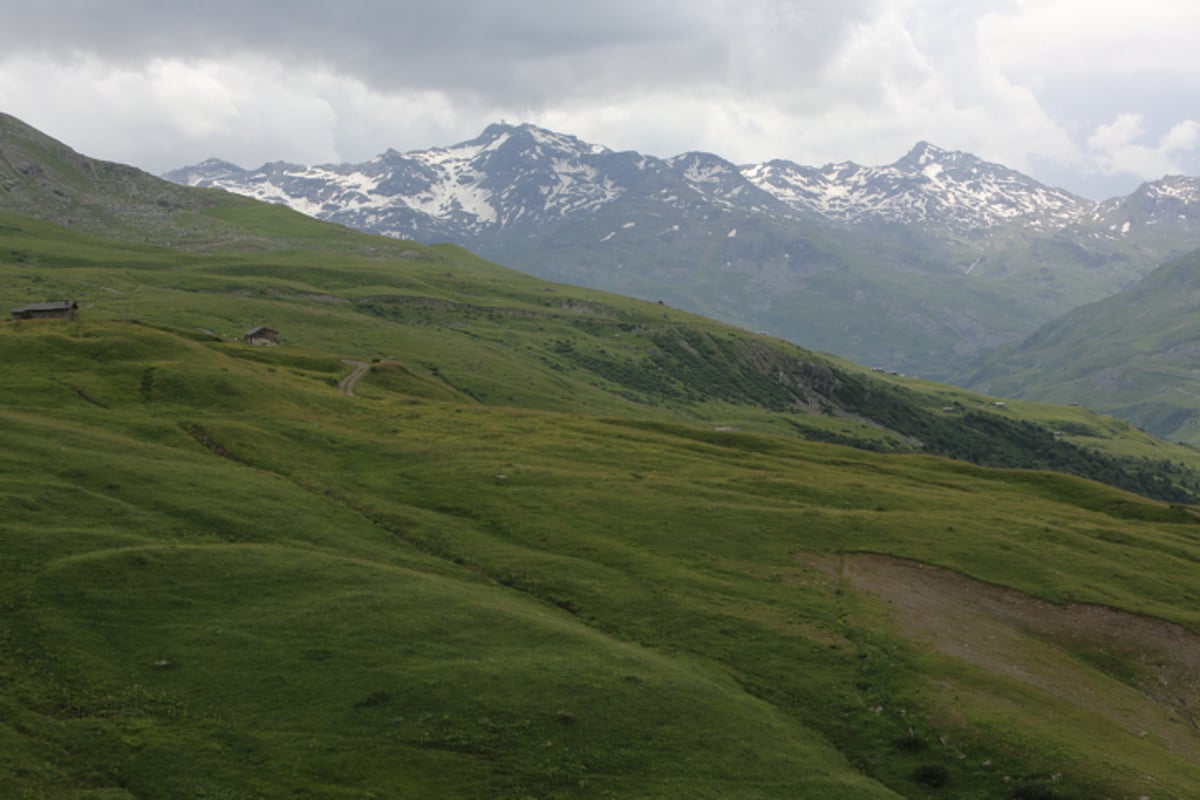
<box><xmin>801</xmin><ymin>552</ymin><xmax>1200</xmax><ymax>761</ymax></box>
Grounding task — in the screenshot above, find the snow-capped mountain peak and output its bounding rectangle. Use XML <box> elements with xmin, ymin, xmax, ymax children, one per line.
<box><xmin>167</xmin><ymin>157</ymin><xmax>250</xmax><ymax>186</ymax></box>
<box><xmin>1087</xmin><ymin>174</ymin><xmax>1200</xmax><ymax>240</ymax></box>
<box><xmin>740</xmin><ymin>143</ymin><xmax>1089</xmax><ymax>234</ymax></box>
<box><xmin>903</xmin><ymin>140</ymin><xmax>948</xmax><ymax>166</ymax></box>
<box><xmin>1143</xmin><ymin>175</ymin><xmax>1200</xmax><ymax>204</ymax></box>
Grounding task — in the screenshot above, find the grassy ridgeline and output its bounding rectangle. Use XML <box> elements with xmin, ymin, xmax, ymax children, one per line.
<box><xmin>4</xmin><ymin>319</ymin><xmax>1200</xmax><ymax>798</ymax></box>
<box><xmin>5</xmin><ymin>206</ymin><xmax>1198</xmax><ymax>504</ymax></box>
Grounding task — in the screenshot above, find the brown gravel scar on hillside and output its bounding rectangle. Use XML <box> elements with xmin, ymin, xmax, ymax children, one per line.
<box><xmin>798</xmin><ymin>552</ymin><xmax>1200</xmax><ymax>760</ymax></box>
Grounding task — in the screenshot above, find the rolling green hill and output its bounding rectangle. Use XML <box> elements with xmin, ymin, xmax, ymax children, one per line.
<box><xmin>5</xmin><ymin>120</ymin><xmax>1200</xmax><ymax>797</ymax></box>
<box><xmin>7</xmin><ymin>306</ymin><xmax>1200</xmax><ymax>798</ymax></box>
<box><xmin>963</xmin><ymin>246</ymin><xmax>1200</xmax><ymax>445</ymax></box>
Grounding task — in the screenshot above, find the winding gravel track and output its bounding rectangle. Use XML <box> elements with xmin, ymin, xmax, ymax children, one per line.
<box><xmin>338</xmin><ymin>360</ymin><xmax>369</xmax><ymax>396</ymax></box>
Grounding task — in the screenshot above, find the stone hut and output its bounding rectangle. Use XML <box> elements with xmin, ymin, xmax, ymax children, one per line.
<box><xmin>10</xmin><ymin>300</ymin><xmax>79</xmax><ymax>321</ymax></box>
<box><xmin>243</xmin><ymin>326</ymin><xmax>279</xmax><ymax>346</ymax></box>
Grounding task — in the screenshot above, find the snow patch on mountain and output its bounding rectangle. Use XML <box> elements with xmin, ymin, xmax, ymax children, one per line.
<box><xmin>1087</xmin><ymin>175</ymin><xmax>1200</xmax><ymax>238</ymax></box>
<box><xmin>1147</xmin><ymin>176</ymin><xmax>1200</xmax><ymax>204</ymax></box>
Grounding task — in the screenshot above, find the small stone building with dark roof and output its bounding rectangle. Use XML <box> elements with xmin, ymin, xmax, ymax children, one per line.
<box><xmin>243</xmin><ymin>326</ymin><xmax>279</xmax><ymax>346</ymax></box>
<box><xmin>10</xmin><ymin>301</ymin><xmax>79</xmax><ymax>321</ymax></box>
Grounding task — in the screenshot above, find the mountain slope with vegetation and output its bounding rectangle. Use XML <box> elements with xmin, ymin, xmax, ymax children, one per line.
<box><xmin>963</xmin><ymin>246</ymin><xmax>1200</xmax><ymax>444</ymax></box>
<box><xmin>2</xmin><ymin>207</ymin><xmax>1192</xmax><ymax>503</ymax></box>
<box><xmin>5</xmin><ymin>117</ymin><xmax>1200</xmax><ymax>798</ymax></box>
<box><xmin>8</xmin><ymin>303</ymin><xmax>1200</xmax><ymax>799</ymax></box>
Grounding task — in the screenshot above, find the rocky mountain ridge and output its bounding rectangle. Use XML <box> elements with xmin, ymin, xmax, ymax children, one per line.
<box><xmin>168</xmin><ymin>124</ymin><xmax>789</xmax><ymax>244</ymax></box>
<box><xmin>167</xmin><ymin>124</ymin><xmax>1200</xmax><ymax>250</ymax></box>
<box><xmin>168</xmin><ymin>123</ymin><xmax>1136</xmax><ymax>242</ymax></box>
<box><xmin>742</xmin><ymin>141</ymin><xmax>1094</xmax><ymax>235</ymax></box>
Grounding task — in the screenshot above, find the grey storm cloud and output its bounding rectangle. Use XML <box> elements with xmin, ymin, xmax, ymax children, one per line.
<box><xmin>1</xmin><ymin>0</ymin><xmax>1195</xmax><ymax>199</ymax></box>
<box><xmin>1</xmin><ymin>0</ymin><xmax>878</xmax><ymax>107</ymax></box>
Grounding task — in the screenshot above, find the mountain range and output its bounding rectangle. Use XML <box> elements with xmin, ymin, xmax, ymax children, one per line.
<box><xmin>167</xmin><ymin>122</ymin><xmax>1199</xmax><ymax>241</ymax></box>
<box><xmin>166</xmin><ymin>123</ymin><xmax>1200</xmax><ymax>379</ymax></box>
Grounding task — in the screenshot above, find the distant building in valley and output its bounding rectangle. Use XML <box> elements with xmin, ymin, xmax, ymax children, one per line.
<box><xmin>243</xmin><ymin>326</ymin><xmax>279</xmax><ymax>346</ymax></box>
<box><xmin>10</xmin><ymin>300</ymin><xmax>79</xmax><ymax>321</ymax></box>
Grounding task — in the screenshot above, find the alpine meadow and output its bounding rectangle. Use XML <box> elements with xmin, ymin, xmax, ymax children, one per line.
<box><xmin>7</xmin><ymin>111</ymin><xmax>1200</xmax><ymax>800</ymax></box>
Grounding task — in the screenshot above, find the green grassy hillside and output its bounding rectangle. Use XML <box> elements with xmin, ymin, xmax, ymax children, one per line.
<box><xmin>963</xmin><ymin>247</ymin><xmax>1200</xmax><ymax>445</ymax></box>
<box><xmin>6</xmin><ymin>314</ymin><xmax>1200</xmax><ymax>799</ymax></box>
<box><xmin>5</xmin><ymin>127</ymin><xmax>1200</xmax><ymax>795</ymax></box>
<box><xmin>2</xmin><ymin>206</ymin><xmax>1200</xmax><ymax>796</ymax></box>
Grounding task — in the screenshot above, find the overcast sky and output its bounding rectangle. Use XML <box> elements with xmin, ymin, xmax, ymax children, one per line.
<box><xmin>1</xmin><ymin>0</ymin><xmax>1196</xmax><ymax>200</ymax></box>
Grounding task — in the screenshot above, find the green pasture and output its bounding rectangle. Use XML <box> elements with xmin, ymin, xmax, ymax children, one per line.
<box><xmin>3</xmin><ymin>315</ymin><xmax>1200</xmax><ymax>797</ymax></box>
<box><xmin>3</xmin><ymin>193</ymin><xmax>1200</xmax><ymax>797</ymax></box>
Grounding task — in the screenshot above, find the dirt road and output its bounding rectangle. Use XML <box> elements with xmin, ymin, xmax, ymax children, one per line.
<box><xmin>338</xmin><ymin>360</ymin><xmax>369</xmax><ymax>396</ymax></box>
